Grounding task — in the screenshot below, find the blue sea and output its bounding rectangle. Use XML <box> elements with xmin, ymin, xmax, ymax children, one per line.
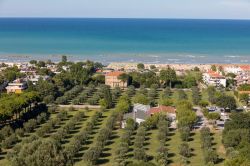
<box><xmin>0</xmin><ymin>18</ymin><xmax>250</xmax><ymax>64</ymax></box>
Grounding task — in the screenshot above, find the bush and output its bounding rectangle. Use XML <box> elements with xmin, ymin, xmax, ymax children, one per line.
<box><xmin>15</xmin><ymin>128</ymin><xmax>24</xmax><ymax>137</ymax></box>
<box><xmin>23</xmin><ymin>119</ymin><xmax>37</xmax><ymax>133</ymax></box>
<box><xmin>204</xmin><ymin>148</ymin><xmax>218</xmax><ymax>164</ymax></box>
<box><xmin>72</xmin><ymin>99</ymin><xmax>80</xmax><ymax>105</ymax></box>
<box><xmin>48</xmin><ymin>104</ymin><xmax>58</xmax><ymax>114</ymax></box>
<box><xmin>179</xmin><ymin>142</ymin><xmax>191</xmax><ymax>158</ymax></box>
<box><xmin>43</xmin><ymin>95</ymin><xmax>54</xmax><ymax>104</ymax></box>
<box><xmin>179</xmin><ymin>127</ymin><xmax>191</xmax><ymax>142</ymax></box>
<box><xmin>55</xmin><ymin>96</ymin><xmax>68</xmax><ymax>105</ymax></box>
<box><xmin>1</xmin><ymin>134</ymin><xmax>18</xmax><ymax>149</ymax></box>
<box><xmin>1</xmin><ymin>126</ymin><xmax>14</xmax><ymax>139</ymax></box>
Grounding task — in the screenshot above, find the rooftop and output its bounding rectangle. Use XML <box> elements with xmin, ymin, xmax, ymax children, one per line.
<box><xmin>206</xmin><ymin>70</ymin><xmax>224</xmax><ymax>78</ymax></box>
<box><xmin>148</xmin><ymin>105</ymin><xmax>176</xmax><ymax>115</ymax></box>
<box><xmin>106</xmin><ymin>71</ymin><xmax>124</xmax><ymax>77</ymax></box>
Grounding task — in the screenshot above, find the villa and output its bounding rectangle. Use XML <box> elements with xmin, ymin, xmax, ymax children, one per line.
<box><xmin>105</xmin><ymin>71</ymin><xmax>128</xmax><ymax>88</ymax></box>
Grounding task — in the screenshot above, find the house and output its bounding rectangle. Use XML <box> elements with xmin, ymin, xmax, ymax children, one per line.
<box><xmin>235</xmin><ymin>73</ymin><xmax>250</xmax><ymax>87</ymax></box>
<box><xmin>122</xmin><ymin>104</ymin><xmax>150</xmax><ymax>128</ymax></box>
<box><xmin>105</xmin><ymin>71</ymin><xmax>128</xmax><ymax>88</ymax></box>
<box><xmin>203</xmin><ymin>70</ymin><xmax>226</xmax><ymax>87</ymax></box>
<box><xmin>26</xmin><ymin>75</ymin><xmax>50</xmax><ymax>85</ymax></box>
<box><xmin>148</xmin><ymin>105</ymin><xmax>176</xmax><ymax>121</ymax></box>
<box><xmin>6</xmin><ymin>79</ymin><xmax>27</xmax><ymax>94</ymax></box>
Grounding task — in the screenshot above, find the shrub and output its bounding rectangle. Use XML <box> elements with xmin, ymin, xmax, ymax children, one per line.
<box><xmin>1</xmin><ymin>134</ymin><xmax>18</xmax><ymax>149</ymax></box>
<box><xmin>204</xmin><ymin>148</ymin><xmax>218</xmax><ymax>164</ymax></box>
<box><xmin>48</xmin><ymin>104</ymin><xmax>57</xmax><ymax>114</ymax></box>
<box><xmin>43</xmin><ymin>95</ymin><xmax>54</xmax><ymax>104</ymax></box>
<box><xmin>15</xmin><ymin>128</ymin><xmax>24</xmax><ymax>137</ymax></box>
<box><xmin>179</xmin><ymin>127</ymin><xmax>191</xmax><ymax>142</ymax></box>
<box><xmin>179</xmin><ymin>142</ymin><xmax>191</xmax><ymax>158</ymax></box>
<box><xmin>23</xmin><ymin>119</ymin><xmax>37</xmax><ymax>133</ymax></box>
<box><xmin>1</xmin><ymin>125</ymin><xmax>14</xmax><ymax>138</ymax></box>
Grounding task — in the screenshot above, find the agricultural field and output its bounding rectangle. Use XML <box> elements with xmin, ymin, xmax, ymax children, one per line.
<box><xmin>0</xmin><ymin>86</ymin><xmax>230</xmax><ymax>166</ymax></box>
<box><xmin>0</xmin><ymin>108</ymin><xmax>226</xmax><ymax>166</ymax></box>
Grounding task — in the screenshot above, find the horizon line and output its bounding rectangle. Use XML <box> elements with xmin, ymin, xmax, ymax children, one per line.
<box><xmin>0</xmin><ymin>17</ymin><xmax>250</xmax><ymax>21</ymax></box>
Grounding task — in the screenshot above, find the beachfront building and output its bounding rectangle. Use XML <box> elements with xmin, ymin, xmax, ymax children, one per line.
<box><xmin>105</xmin><ymin>71</ymin><xmax>128</xmax><ymax>88</ymax></box>
<box><xmin>203</xmin><ymin>70</ymin><xmax>226</xmax><ymax>87</ymax></box>
<box><xmin>6</xmin><ymin>79</ymin><xmax>27</xmax><ymax>94</ymax></box>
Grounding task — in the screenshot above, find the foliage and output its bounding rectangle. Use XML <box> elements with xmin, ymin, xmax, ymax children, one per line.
<box><xmin>179</xmin><ymin>142</ymin><xmax>191</xmax><ymax>158</ymax></box>
<box><xmin>192</xmin><ymin>87</ymin><xmax>201</xmax><ymax>105</ymax></box>
<box><xmin>239</xmin><ymin>93</ymin><xmax>249</xmax><ymax>105</ymax></box>
<box><xmin>179</xmin><ymin>126</ymin><xmax>191</xmax><ymax>142</ymax></box>
<box><xmin>160</xmin><ymin>66</ymin><xmax>177</xmax><ymax>88</ymax></box>
<box><xmin>177</xmin><ymin>90</ymin><xmax>188</xmax><ymax>100</ymax></box>
<box><xmin>8</xmin><ymin>139</ymin><xmax>66</xmax><ymax>166</ymax></box>
<box><xmin>216</xmin><ymin>95</ymin><xmax>237</xmax><ymax>110</ymax></box>
<box><xmin>238</xmin><ymin>84</ymin><xmax>250</xmax><ymax>91</ymax></box>
<box><xmin>137</xmin><ymin>63</ymin><xmax>145</xmax><ymax>70</ymax></box>
<box><xmin>176</xmin><ymin>101</ymin><xmax>197</xmax><ymax>128</ymax></box>
<box><xmin>0</xmin><ymin>92</ymin><xmax>40</xmax><ymax>122</ymax></box>
<box><xmin>132</xmin><ymin>93</ymin><xmax>149</xmax><ymax>105</ymax></box>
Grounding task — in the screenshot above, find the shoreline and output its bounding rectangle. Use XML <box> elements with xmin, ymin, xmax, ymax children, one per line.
<box><xmin>0</xmin><ymin>53</ymin><xmax>250</xmax><ymax>65</ymax></box>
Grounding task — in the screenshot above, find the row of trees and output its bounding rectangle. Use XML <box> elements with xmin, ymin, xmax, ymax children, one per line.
<box><xmin>200</xmin><ymin>127</ymin><xmax>218</xmax><ymax>164</ymax></box>
<box><xmin>6</xmin><ymin>109</ymin><xmax>85</xmax><ymax>166</ymax></box>
<box><xmin>133</xmin><ymin>126</ymin><xmax>147</xmax><ymax>161</ymax></box>
<box><xmin>114</xmin><ymin>118</ymin><xmax>137</xmax><ymax>166</ymax></box>
<box><xmin>8</xmin><ymin>138</ymin><xmax>66</xmax><ymax>166</ymax></box>
<box><xmin>176</xmin><ymin>101</ymin><xmax>197</xmax><ymax>140</ymax></box>
<box><xmin>35</xmin><ymin>110</ymin><xmax>68</xmax><ymax>137</ymax></box>
<box><xmin>155</xmin><ymin>116</ymin><xmax>169</xmax><ymax>166</ymax></box>
<box><xmin>82</xmin><ymin>112</ymin><xmax>119</xmax><ymax>165</ymax></box>
<box><xmin>71</xmin><ymin>84</ymin><xmax>96</xmax><ymax>105</ymax></box>
<box><xmin>55</xmin><ymin>85</ymin><xmax>83</xmax><ymax>104</ymax></box>
<box><xmin>64</xmin><ymin>111</ymin><xmax>103</xmax><ymax>165</ymax></box>
<box><xmin>223</xmin><ymin>112</ymin><xmax>250</xmax><ymax>165</ymax></box>
<box><xmin>176</xmin><ymin>100</ymin><xmax>196</xmax><ymax>165</ymax></box>
<box><xmin>0</xmin><ymin>92</ymin><xmax>40</xmax><ymax>122</ymax></box>
<box><xmin>50</xmin><ymin>111</ymin><xmax>85</xmax><ymax>143</ymax></box>
<box><xmin>1</xmin><ymin>112</ymin><xmax>48</xmax><ymax>149</ymax></box>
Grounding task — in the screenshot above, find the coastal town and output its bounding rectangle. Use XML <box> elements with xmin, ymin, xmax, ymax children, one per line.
<box><xmin>0</xmin><ymin>56</ymin><xmax>250</xmax><ymax>166</ymax></box>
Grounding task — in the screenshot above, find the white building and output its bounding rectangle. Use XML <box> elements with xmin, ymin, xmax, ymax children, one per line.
<box><xmin>203</xmin><ymin>70</ymin><xmax>226</xmax><ymax>87</ymax></box>
<box><xmin>122</xmin><ymin>104</ymin><xmax>150</xmax><ymax>128</ymax></box>
<box><xmin>26</xmin><ymin>75</ymin><xmax>50</xmax><ymax>85</ymax></box>
<box><xmin>6</xmin><ymin>79</ymin><xmax>27</xmax><ymax>94</ymax></box>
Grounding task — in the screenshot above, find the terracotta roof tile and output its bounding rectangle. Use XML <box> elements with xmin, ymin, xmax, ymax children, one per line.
<box><xmin>106</xmin><ymin>71</ymin><xmax>124</xmax><ymax>77</ymax></box>
<box><xmin>148</xmin><ymin>105</ymin><xmax>176</xmax><ymax>115</ymax></box>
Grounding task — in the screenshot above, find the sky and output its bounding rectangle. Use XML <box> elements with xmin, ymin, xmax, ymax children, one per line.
<box><xmin>0</xmin><ymin>0</ymin><xmax>250</xmax><ymax>19</ymax></box>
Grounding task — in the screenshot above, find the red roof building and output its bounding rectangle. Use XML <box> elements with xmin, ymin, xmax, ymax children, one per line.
<box><xmin>148</xmin><ymin>105</ymin><xmax>176</xmax><ymax>115</ymax></box>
